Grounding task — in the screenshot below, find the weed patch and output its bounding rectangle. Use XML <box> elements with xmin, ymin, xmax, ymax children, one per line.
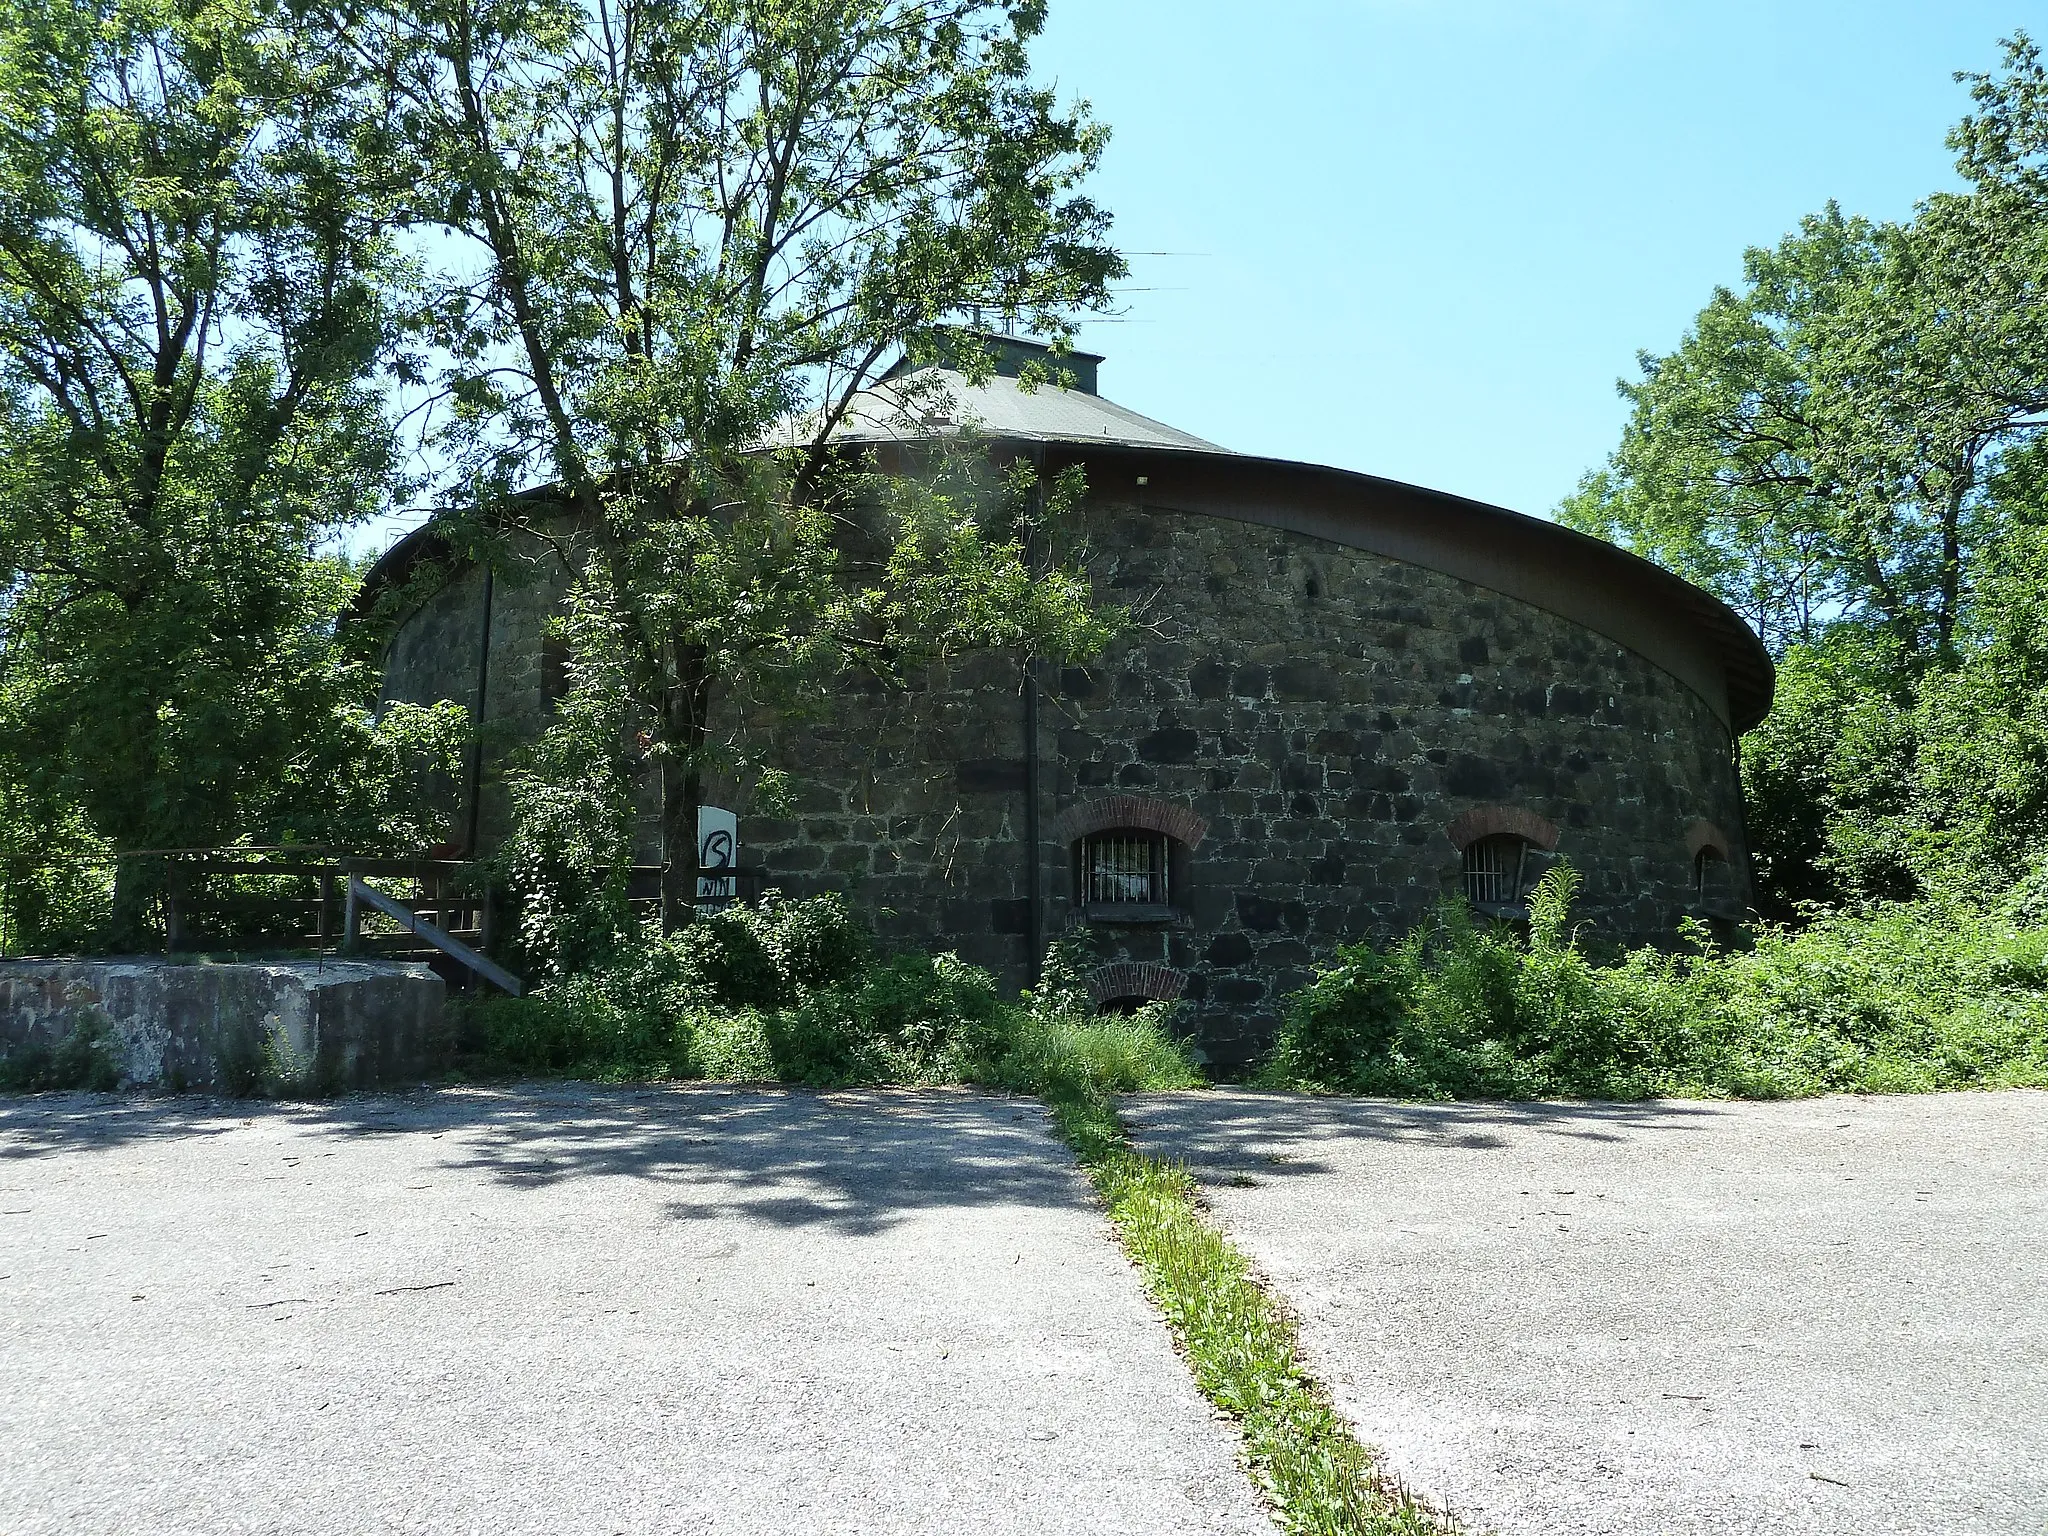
<box><xmin>0</xmin><ymin>1011</ymin><xmax>122</xmax><ymax>1092</ymax></box>
<box><xmin>1028</xmin><ymin>1058</ymin><xmax>1451</xmax><ymax>1534</ymax></box>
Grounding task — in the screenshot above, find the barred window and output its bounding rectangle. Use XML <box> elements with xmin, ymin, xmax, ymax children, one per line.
<box><xmin>1079</xmin><ymin>830</ymin><xmax>1171</xmax><ymax>907</ymax></box>
<box><xmin>1462</xmin><ymin>834</ymin><xmax>1532</xmax><ymax>908</ymax></box>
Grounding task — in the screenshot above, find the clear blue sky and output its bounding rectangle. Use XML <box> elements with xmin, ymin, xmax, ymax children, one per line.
<box><xmin>1034</xmin><ymin>0</ymin><xmax>2036</xmax><ymax>517</ymax></box>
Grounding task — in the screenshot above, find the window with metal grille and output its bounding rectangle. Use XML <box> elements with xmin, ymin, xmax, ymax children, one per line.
<box><xmin>1079</xmin><ymin>831</ymin><xmax>1170</xmax><ymax>907</ymax></box>
<box><xmin>1462</xmin><ymin>834</ymin><xmax>1531</xmax><ymax>907</ymax></box>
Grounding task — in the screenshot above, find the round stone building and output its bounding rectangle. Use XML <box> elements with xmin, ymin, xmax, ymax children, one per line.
<box><xmin>369</xmin><ymin>336</ymin><xmax>1773</xmax><ymax>1068</ymax></box>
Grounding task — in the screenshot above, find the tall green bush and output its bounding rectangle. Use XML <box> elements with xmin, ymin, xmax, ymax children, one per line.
<box><xmin>1262</xmin><ymin>867</ymin><xmax>2048</xmax><ymax>1100</ymax></box>
<box><xmin>469</xmin><ymin>894</ymin><xmax>1201</xmax><ymax>1096</ymax></box>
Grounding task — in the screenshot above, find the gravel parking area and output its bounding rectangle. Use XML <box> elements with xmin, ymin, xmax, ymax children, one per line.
<box><xmin>1</xmin><ymin>1084</ymin><xmax>1270</xmax><ymax>1536</ymax></box>
<box><xmin>1127</xmin><ymin>1089</ymin><xmax>2048</xmax><ymax>1536</ymax></box>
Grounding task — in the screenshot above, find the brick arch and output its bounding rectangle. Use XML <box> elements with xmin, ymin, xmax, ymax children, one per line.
<box><xmin>1085</xmin><ymin>962</ymin><xmax>1188</xmax><ymax>1007</ymax></box>
<box><xmin>1686</xmin><ymin>819</ymin><xmax>1732</xmax><ymax>861</ymax></box>
<box><xmin>1050</xmin><ymin>795</ymin><xmax>1208</xmax><ymax>849</ymax></box>
<box><xmin>1444</xmin><ymin>804</ymin><xmax>1560</xmax><ymax>853</ymax></box>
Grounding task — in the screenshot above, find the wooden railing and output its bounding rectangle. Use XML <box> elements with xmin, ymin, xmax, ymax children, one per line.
<box><xmin>1</xmin><ymin>846</ymin><xmax>774</xmax><ymax>971</ymax></box>
<box><xmin>345</xmin><ymin>877</ymin><xmax>522</xmax><ymax>995</ymax></box>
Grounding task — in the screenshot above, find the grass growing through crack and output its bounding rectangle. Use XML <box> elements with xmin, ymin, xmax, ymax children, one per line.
<box><xmin>1034</xmin><ymin>1065</ymin><xmax>1452</xmax><ymax>1536</ymax></box>
<box><xmin>466</xmin><ymin>901</ymin><xmax>1449</xmax><ymax>1533</ymax></box>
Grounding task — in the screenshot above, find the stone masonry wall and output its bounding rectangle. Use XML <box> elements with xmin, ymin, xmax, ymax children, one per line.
<box><xmin>733</xmin><ymin>498</ymin><xmax>1748</xmax><ymax>1067</ymax></box>
<box><xmin>375</xmin><ymin>495</ymin><xmax>1751</xmax><ymax>1070</ymax></box>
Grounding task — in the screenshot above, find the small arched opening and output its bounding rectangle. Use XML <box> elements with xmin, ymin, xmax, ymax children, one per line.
<box><xmin>1051</xmin><ymin>797</ymin><xmax>1207</xmax><ymax>925</ymax></box>
<box><xmin>1445</xmin><ymin>805</ymin><xmax>1561</xmax><ymax>917</ymax></box>
<box><xmin>1084</xmin><ymin>962</ymin><xmax>1188</xmax><ymax>1015</ymax></box>
<box><xmin>1686</xmin><ymin>820</ymin><xmax>1736</xmax><ymax>910</ymax></box>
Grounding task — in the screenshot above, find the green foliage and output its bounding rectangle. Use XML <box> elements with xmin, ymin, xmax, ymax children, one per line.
<box><xmin>1562</xmin><ymin>37</ymin><xmax>2048</xmax><ymax>909</ymax></box>
<box><xmin>351</xmin><ymin>0</ymin><xmax>1127</xmax><ymax>924</ymax></box>
<box><xmin>469</xmin><ymin>892</ymin><xmax>1204</xmax><ymax>1099</ymax></box>
<box><xmin>1263</xmin><ymin>867</ymin><xmax>2048</xmax><ymax>1101</ymax></box>
<box><xmin>0</xmin><ymin>0</ymin><xmax>462</xmax><ymax>944</ymax></box>
<box><xmin>0</xmin><ymin>1011</ymin><xmax>122</xmax><ymax>1092</ymax></box>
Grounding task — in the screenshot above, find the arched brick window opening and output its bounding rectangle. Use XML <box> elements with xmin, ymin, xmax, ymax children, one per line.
<box><xmin>1053</xmin><ymin>797</ymin><xmax>1206</xmax><ymax>924</ymax></box>
<box><xmin>1463</xmin><ymin>834</ymin><xmax>1534</xmax><ymax>908</ymax></box>
<box><xmin>1085</xmin><ymin>962</ymin><xmax>1187</xmax><ymax>1015</ymax></box>
<box><xmin>1687</xmin><ymin>821</ymin><xmax>1734</xmax><ymax>907</ymax></box>
<box><xmin>1446</xmin><ymin>806</ymin><xmax>1559</xmax><ymax>914</ymax></box>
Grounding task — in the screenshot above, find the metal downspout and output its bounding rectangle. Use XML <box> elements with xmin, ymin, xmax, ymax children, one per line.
<box><xmin>464</xmin><ymin>564</ymin><xmax>495</xmax><ymax>856</ymax></box>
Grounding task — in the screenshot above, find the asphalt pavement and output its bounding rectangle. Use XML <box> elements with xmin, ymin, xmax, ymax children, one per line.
<box><xmin>1</xmin><ymin>1084</ymin><xmax>1270</xmax><ymax>1536</ymax></box>
<box><xmin>1127</xmin><ymin>1088</ymin><xmax>2048</xmax><ymax>1536</ymax></box>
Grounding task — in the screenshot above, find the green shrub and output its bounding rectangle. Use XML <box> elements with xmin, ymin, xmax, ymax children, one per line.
<box><xmin>1262</xmin><ymin>866</ymin><xmax>2048</xmax><ymax>1101</ymax></box>
<box><xmin>467</xmin><ymin>892</ymin><xmax>1205</xmax><ymax>1097</ymax></box>
<box><xmin>0</xmin><ymin>1011</ymin><xmax>123</xmax><ymax>1092</ymax></box>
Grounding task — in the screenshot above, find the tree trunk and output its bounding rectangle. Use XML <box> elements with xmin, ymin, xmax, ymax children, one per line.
<box><xmin>660</xmin><ymin>756</ymin><xmax>702</xmax><ymax>935</ymax></box>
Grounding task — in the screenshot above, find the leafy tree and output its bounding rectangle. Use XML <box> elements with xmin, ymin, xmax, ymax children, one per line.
<box><xmin>1563</xmin><ymin>35</ymin><xmax>2048</xmax><ymax>911</ymax></box>
<box><xmin>348</xmin><ymin>0</ymin><xmax>1126</xmax><ymax>926</ymax></box>
<box><xmin>0</xmin><ymin>0</ymin><xmax>445</xmax><ymax>937</ymax></box>
<box><xmin>1562</xmin><ymin>37</ymin><xmax>2048</xmax><ymax>668</ymax></box>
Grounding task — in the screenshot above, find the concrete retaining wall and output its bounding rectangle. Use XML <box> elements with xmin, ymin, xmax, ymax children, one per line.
<box><xmin>0</xmin><ymin>959</ymin><xmax>448</xmax><ymax>1094</ymax></box>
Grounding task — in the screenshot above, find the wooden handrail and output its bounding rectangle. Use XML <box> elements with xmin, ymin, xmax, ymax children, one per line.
<box><xmin>345</xmin><ymin>877</ymin><xmax>523</xmax><ymax>997</ymax></box>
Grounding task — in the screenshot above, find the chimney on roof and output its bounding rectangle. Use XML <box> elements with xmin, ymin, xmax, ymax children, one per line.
<box><xmin>890</xmin><ymin>327</ymin><xmax>1102</xmax><ymax>395</ymax></box>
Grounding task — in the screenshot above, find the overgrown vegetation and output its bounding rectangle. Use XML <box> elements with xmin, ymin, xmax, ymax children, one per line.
<box><xmin>470</xmin><ymin>895</ymin><xmax>1196</xmax><ymax>1092</ymax></box>
<box><xmin>0</xmin><ymin>1013</ymin><xmax>122</xmax><ymax>1092</ymax></box>
<box><xmin>1262</xmin><ymin>866</ymin><xmax>2048</xmax><ymax>1101</ymax></box>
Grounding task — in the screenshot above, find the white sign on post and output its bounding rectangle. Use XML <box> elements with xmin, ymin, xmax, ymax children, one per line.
<box><xmin>697</xmin><ymin>805</ymin><xmax>739</xmax><ymax>905</ymax></box>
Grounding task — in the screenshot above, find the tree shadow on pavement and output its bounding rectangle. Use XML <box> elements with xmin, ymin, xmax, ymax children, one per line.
<box><xmin>0</xmin><ymin>1083</ymin><xmax>1088</xmax><ymax>1238</ymax></box>
<box><xmin>1122</xmin><ymin>1090</ymin><xmax>1730</xmax><ymax>1181</ymax></box>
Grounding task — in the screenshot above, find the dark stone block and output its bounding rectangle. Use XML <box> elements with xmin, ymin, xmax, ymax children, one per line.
<box><xmin>1208</xmin><ymin>766</ymin><xmax>1238</xmax><ymax>791</ymax></box>
<box><xmin>1229</xmin><ymin>666</ymin><xmax>1268</xmax><ymax>699</ymax></box>
<box><xmin>1261</xmin><ymin>940</ymin><xmax>1311</xmax><ymax>967</ymax></box>
<box><xmin>1213</xmin><ymin>977</ymin><xmax>1268</xmax><ymax>1006</ymax></box>
<box><xmin>1076</xmin><ymin>761</ymin><xmax>1114</xmax><ymax>787</ymax></box>
<box><xmin>1309</xmin><ymin>855</ymin><xmax>1345</xmax><ymax>886</ymax></box>
<box><xmin>989</xmin><ymin>899</ymin><xmax>1031</xmax><ymax>934</ymax></box>
<box><xmin>956</xmin><ymin>759</ymin><xmax>1028</xmax><ymax>793</ymax></box>
<box><xmin>1445</xmin><ymin>754</ymin><xmax>1507</xmax><ymax>799</ymax></box>
<box><xmin>1206</xmin><ymin>931</ymin><xmax>1256</xmax><ymax>966</ymax></box>
<box><xmin>1549</xmin><ymin>686</ymin><xmax>1596</xmax><ymax>716</ymax></box>
<box><xmin>768</xmin><ymin>844</ymin><xmax>827</xmax><ymax>872</ymax></box>
<box><xmin>1060</xmin><ymin>666</ymin><xmax>1098</xmax><ymax>700</ymax></box>
<box><xmin>1459</xmin><ymin>635</ymin><xmax>1490</xmax><ymax>666</ymax></box>
<box><xmin>1117</xmin><ymin>762</ymin><xmax>1159</xmax><ymax>787</ymax></box>
<box><xmin>1138</xmin><ymin>727</ymin><xmax>1201</xmax><ymax>764</ymax></box>
<box><xmin>1271</xmin><ymin>662</ymin><xmax>1335</xmax><ymax>701</ymax></box>
<box><xmin>1058</xmin><ymin>730</ymin><xmax>1102</xmax><ymax>760</ymax></box>
<box><xmin>1235</xmin><ymin>894</ymin><xmax>1307</xmax><ymax>934</ymax></box>
<box><xmin>1355</xmin><ymin>764</ymin><xmax>1410</xmax><ymax>793</ymax></box>
<box><xmin>1190</xmin><ymin>658</ymin><xmax>1231</xmax><ymax>700</ymax></box>
<box><xmin>1280</xmin><ymin>758</ymin><xmax>1321</xmax><ymax>792</ymax></box>
<box><xmin>1289</xmin><ymin>794</ymin><xmax>1320</xmax><ymax>818</ymax></box>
